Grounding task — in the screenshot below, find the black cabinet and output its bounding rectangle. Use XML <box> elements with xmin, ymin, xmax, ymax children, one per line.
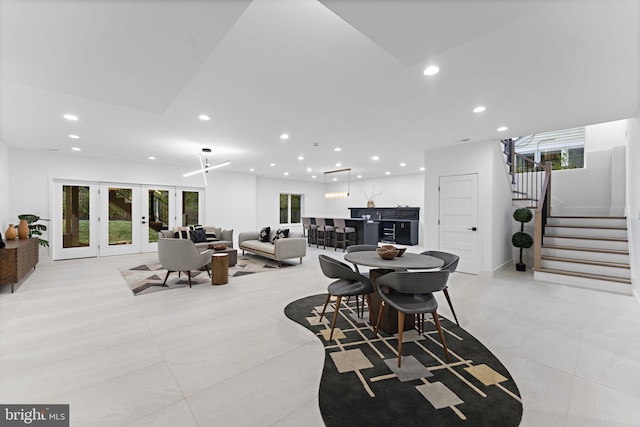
<box><xmin>395</xmin><ymin>220</ymin><xmax>418</xmax><ymax>245</ymax></box>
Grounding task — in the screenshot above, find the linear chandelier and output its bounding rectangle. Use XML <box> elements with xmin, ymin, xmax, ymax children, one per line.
<box><xmin>324</xmin><ymin>168</ymin><xmax>351</xmax><ymax>198</ymax></box>
<box><xmin>183</xmin><ymin>149</ymin><xmax>230</xmax><ymax>186</ymax></box>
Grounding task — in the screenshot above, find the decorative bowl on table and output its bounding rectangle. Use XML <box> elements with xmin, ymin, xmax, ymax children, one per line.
<box><xmin>395</xmin><ymin>247</ymin><xmax>406</xmax><ymax>257</ymax></box>
<box><xmin>213</xmin><ymin>243</ymin><xmax>227</xmax><ymax>251</ymax></box>
<box><xmin>377</xmin><ymin>246</ymin><xmax>399</xmax><ymax>260</ymax></box>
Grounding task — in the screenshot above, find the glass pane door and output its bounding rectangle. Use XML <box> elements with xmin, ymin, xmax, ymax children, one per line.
<box><xmin>141</xmin><ymin>185</ymin><xmax>176</xmax><ymax>252</ymax></box>
<box><xmin>52</xmin><ymin>180</ymin><xmax>99</xmax><ymax>260</ymax></box>
<box><xmin>177</xmin><ymin>189</ymin><xmax>204</xmax><ymax>226</ymax></box>
<box><xmin>99</xmin><ymin>183</ymin><xmax>141</xmax><ymax>256</ymax></box>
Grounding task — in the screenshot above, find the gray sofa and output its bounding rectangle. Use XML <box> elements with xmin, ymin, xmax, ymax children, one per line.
<box><xmin>158</xmin><ymin>226</ymin><xmax>233</xmax><ymax>250</ymax></box>
<box><xmin>238</xmin><ymin>229</ymin><xmax>306</xmax><ymax>266</ymax></box>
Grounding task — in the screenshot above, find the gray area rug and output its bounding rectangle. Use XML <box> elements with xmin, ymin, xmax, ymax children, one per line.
<box><xmin>120</xmin><ymin>254</ymin><xmax>292</xmax><ymax>295</ymax></box>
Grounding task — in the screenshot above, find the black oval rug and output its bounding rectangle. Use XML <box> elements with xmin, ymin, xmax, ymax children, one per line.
<box><xmin>284</xmin><ymin>294</ymin><xmax>523</xmax><ymax>427</ymax></box>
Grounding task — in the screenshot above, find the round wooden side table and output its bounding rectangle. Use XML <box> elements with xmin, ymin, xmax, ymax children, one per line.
<box><xmin>211</xmin><ymin>253</ymin><xmax>229</xmax><ymax>285</ymax></box>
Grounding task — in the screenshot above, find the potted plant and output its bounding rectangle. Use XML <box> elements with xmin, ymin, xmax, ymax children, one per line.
<box><xmin>18</xmin><ymin>214</ymin><xmax>50</xmax><ymax>247</ymax></box>
<box><xmin>511</xmin><ymin>207</ymin><xmax>533</xmax><ymax>271</ymax></box>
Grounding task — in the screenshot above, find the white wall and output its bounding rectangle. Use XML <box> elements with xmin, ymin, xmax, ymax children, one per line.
<box><xmin>626</xmin><ymin>114</ymin><xmax>640</xmax><ymax>302</ymax></box>
<box><xmin>255</xmin><ymin>177</ymin><xmax>325</xmax><ymax>235</ymax></box>
<box><xmin>551</xmin><ymin>120</ymin><xmax>628</xmax><ymax>216</ymax></box>
<box><xmin>424</xmin><ymin>139</ymin><xmax>513</xmax><ymax>273</ymax></box>
<box><xmin>0</xmin><ymin>140</ymin><xmax>10</xmax><ymax>234</ymax></box>
<box><xmin>585</xmin><ymin>120</ymin><xmax>627</xmax><ymax>151</ymax></box>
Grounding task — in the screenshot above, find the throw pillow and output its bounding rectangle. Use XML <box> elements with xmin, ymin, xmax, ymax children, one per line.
<box><xmin>174</xmin><ymin>227</ymin><xmax>190</xmax><ymax>239</ymax></box>
<box><xmin>190</xmin><ymin>228</ymin><xmax>207</xmax><ymax>243</ymax></box>
<box><xmin>259</xmin><ymin>226</ymin><xmax>271</xmax><ymax>242</ymax></box>
<box><xmin>272</xmin><ymin>228</ymin><xmax>290</xmax><ymax>243</ymax></box>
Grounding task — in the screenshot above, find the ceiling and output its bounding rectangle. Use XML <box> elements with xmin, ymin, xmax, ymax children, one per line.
<box><xmin>1</xmin><ymin>0</ymin><xmax>638</xmax><ymax>182</ymax></box>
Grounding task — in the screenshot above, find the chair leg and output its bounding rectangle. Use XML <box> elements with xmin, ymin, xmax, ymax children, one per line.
<box><xmin>319</xmin><ymin>293</ymin><xmax>332</xmax><ymax>321</ymax></box>
<box><xmin>365</xmin><ymin>294</ymin><xmax>372</xmax><ymax>321</ymax></box>
<box><xmin>329</xmin><ymin>296</ymin><xmax>342</xmax><ymax>340</ymax></box>
<box><xmin>186</xmin><ymin>271</ymin><xmax>192</xmax><ymax>288</ymax></box>
<box><xmin>374</xmin><ymin>301</ymin><xmax>385</xmax><ymax>337</ymax></box>
<box><xmin>432</xmin><ymin>311</ymin><xmax>451</xmax><ymax>362</ymax></box>
<box><xmin>205</xmin><ymin>265</ymin><xmax>211</xmax><ymax>278</ymax></box>
<box><xmin>397</xmin><ymin>311</ymin><xmax>404</xmax><ymax>368</ymax></box>
<box><xmin>443</xmin><ymin>288</ymin><xmax>460</xmax><ymax>326</ymax></box>
<box><xmin>162</xmin><ymin>271</ymin><xmax>171</xmax><ymax>286</ymax></box>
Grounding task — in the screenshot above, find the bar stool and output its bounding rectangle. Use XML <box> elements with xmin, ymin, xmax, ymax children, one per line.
<box><xmin>315</xmin><ymin>218</ymin><xmax>334</xmax><ymax>249</ymax></box>
<box><xmin>302</xmin><ymin>217</ymin><xmax>317</xmax><ymax>246</ymax></box>
<box><xmin>333</xmin><ymin>218</ymin><xmax>356</xmax><ymax>252</ymax></box>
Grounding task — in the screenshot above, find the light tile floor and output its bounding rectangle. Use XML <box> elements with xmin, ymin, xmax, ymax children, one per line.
<box><xmin>1</xmin><ymin>246</ymin><xmax>639</xmax><ymax>426</ymax></box>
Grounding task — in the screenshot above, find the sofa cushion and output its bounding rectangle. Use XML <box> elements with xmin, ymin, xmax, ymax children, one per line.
<box><xmin>174</xmin><ymin>227</ymin><xmax>190</xmax><ymax>239</ymax></box>
<box><xmin>205</xmin><ymin>226</ymin><xmax>222</xmax><ymax>242</ymax></box>
<box><xmin>259</xmin><ymin>226</ymin><xmax>271</xmax><ymax>242</ymax></box>
<box><xmin>241</xmin><ymin>240</ymin><xmax>276</xmax><ymax>255</ymax></box>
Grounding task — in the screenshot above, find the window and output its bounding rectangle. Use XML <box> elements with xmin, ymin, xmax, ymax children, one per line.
<box><xmin>514</xmin><ymin>127</ymin><xmax>585</xmax><ymax>170</ymax></box>
<box><xmin>280</xmin><ymin>194</ymin><xmax>302</xmax><ymax>224</ymax></box>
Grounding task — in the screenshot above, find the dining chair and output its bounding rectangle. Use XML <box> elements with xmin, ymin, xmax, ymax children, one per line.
<box><xmin>318</xmin><ymin>254</ymin><xmax>374</xmax><ymax>340</ymax></box>
<box><xmin>421</xmin><ymin>250</ymin><xmax>460</xmax><ymax>326</ymax></box>
<box><xmin>302</xmin><ymin>217</ymin><xmax>317</xmax><ymax>246</ymax></box>
<box><xmin>373</xmin><ymin>270</ymin><xmax>451</xmax><ymax>367</ymax></box>
<box><xmin>315</xmin><ymin>218</ymin><xmax>334</xmax><ymax>249</ymax></box>
<box><xmin>333</xmin><ymin>218</ymin><xmax>356</xmax><ymax>252</ymax></box>
<box><xmin>158</xmin><ymin>238</ymin><xmax>211</xmax><ymax>288</ymax></box>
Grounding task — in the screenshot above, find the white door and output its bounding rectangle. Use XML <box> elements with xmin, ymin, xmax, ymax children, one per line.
<box><xmin>52</xmin><ymin>180</ymin><xmax>99</xmax><ymax>260</ymax></box>
<box><xmin>141</xmin><ymin>185</ymin><xmax>176</xmax><ymax>252</ymax></box>
<box><xmin>439</xmin><ymin>174</ymin><xmax>480</xmax><ymax>274</ymax></box>
<box><xmin>99</xmin><ymin>183</ymin><xmax>141</xmax><ymax>256</ymax></box>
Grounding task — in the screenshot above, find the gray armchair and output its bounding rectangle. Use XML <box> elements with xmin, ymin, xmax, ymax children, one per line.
<box><xmin>158</xmin><ymin>238</ymin><xmax>211</xmax><ymax>288</ymax></box>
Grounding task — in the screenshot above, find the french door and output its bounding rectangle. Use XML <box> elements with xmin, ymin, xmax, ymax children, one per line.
<box><xmin>52</xmin><ymin>180</ymin><xmax>202</xmax><ymax>260</ymax></box>
<box><xmin>439</xmin><ymin>174</ymin><xmax>480</xmax><ymax>274</ymax></box>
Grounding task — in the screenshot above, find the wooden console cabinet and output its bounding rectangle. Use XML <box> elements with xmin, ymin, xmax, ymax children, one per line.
<box><xmin>0</xmin><ymin>237</ymin><xmax>39</xmax><ymax>293</ymax></box>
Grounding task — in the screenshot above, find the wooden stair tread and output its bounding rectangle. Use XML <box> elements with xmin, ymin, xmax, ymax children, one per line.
<box><xmin>534</xmin><ymin>268</ymin><xmax>632</xmax><ymax>284</ymax></box>
<box><xmin>541</xmin><ymin>255</ymin><xmax>630</xmax><ymax>269</ymax></box>
<box><xmin>545</xmin><ymin>235</ymin><xmax>628</xmax><ymax>242</ymax></box>
<box><xmin>542</xmin><ymin>244</ymin><xmax>629</xmax><ymax>255</ymax></box>
<box><xmin>548</xmin><ymin>215</ymin><xmax>626</xmax><ymax>220</ymax></box>
<box><xmin>545</xmin><ymin>225</ymin><xmax>627</xmax><ymax>230</ymax></box>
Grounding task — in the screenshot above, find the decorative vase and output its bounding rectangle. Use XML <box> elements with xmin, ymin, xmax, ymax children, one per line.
<box><xmin>5</xmin><ymin>224</ymin><xmax>17</xmax><ymax>240</ymax></box>
<box><xmin>367</xmin><ymin>200</ymin><xmax>375</xmax><ymax>208</ymax></box>
<box><xmin>18</xmin><ymin>219</ymin><xmax>29</xmax><ymax>239</ymax></box>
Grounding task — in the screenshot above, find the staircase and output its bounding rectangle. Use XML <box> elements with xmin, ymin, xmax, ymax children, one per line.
<box><xmin>501</xmin><ymin>138</ymin><xmax>633</xmax><ymax>295</ymax></box>
<box><xmin>534</xmin><ymin>216</ymin><xmax>632</xmax><ymax>295</ymax></box>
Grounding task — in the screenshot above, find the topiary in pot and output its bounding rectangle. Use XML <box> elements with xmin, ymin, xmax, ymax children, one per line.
<box><xmin>512</xmin><ymin>207</ymin><xmax>533</xmax><ymax>271</ymax></box>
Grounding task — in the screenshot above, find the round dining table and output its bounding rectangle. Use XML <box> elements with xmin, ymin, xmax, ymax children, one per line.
<box><xmin>344</xmin><ymin>251</ymin><xmax>445</xmax><ymax>333</ymax></box>
<box><xmin>344</xmin><ymin>251</ymin><xmax>444</xmax><ymax>270</ymax></box>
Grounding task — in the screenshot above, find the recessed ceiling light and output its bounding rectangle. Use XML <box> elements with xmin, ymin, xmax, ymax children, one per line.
<box><xmin>333</xmin><ymin>177</ymin><xmax>337</xmax><ymax>181</ymax></box>
<box><xmin>148</xmin><ymin>156</ymin><xmax>155</xmax><ymax>160</ymax></box>
<box><xmin>63</xmin><ymin>114</ymin><xmax>78</xmax><ymax>121</ymax></box>
<box><xmin>420</xmin><ymin>167</ymin><xmax>425</xmax><ymax>171</ymax></box>
<box><xmin>423</xmin><ymin>65</ymin><xmax>440</xmax><ymax>76</ymax></box>
<box><xmin>280</xmin><ymin>133</ymin><xmax>289</xmax><ymax>140</ymax></box>
<box><xmin>400</xmin><ymin>162</ymin><xmax>406</xmax><ymax>167</ymax></box>
<box><xmin>497</xmin><ymin>126</ymin><xmax>508</xmax><ymax>132</ymax></box>
<box><xmin>385</xmin><ymin>171</ymin><xmax>391</xmax><ymax>175</ymax></box>
<box><xmin>284</xmin><ymin>172</ymin><xmax>289</xmax><ymax>176</ymax></box>
<box><xmin>68</xmin><ymin>134</ymin><xmax>79</xmax><ymax>139</ymax></box>
<box><xmin>372</xmin><ymin>156</ymin><xmax>379</xmax><ymax>161</ymax></box>
<box><xmin>312</xmin><ymin>175</ymin><xmax>317</xmax><ymax>179</ymax></box>
<box><xmin>270</xmin><ymin>163</ymin><xmax>276</xmax><ymax>167</ymax></box>
<box><xmin>198</xmin><ymin>114</ymin><xmax>210</xmax><ymax>121</ymax></box>
<box><xmin>298</xmin><ymin>155</ymin><xmax>304</xmax><ymax>160</ymax></box>
<box><xmin>334</xmin><ymin>147</ymin><xmax>341</xmax><ymax>152</ymax></box>
<box><xmin>250</xmin><ymin>168</ymin><xmax>255</xmax><ymax>172</ymax></box>
<box><xmin>357</xmin><ymin>175</ymin><xmax>362</xmax><ymax>178</ymax></box>
<box><xmin>336</xmin><ymin>163</ymin><xmax>341</xmax><ymax>167</ymax></box>
<box><xmin>71</xmin><ymin>147</ymin><xmax>81</xmax><ymax>151</ymax></box>
<box><xmin>306</xmin><ymin>167</ymin><xmax>312</xmax><ymax>172</ymax></box>
<box><xmin>473</xmin><ymin>106</ymin><xmax>486</xmax><ymax>113</ymax></box>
